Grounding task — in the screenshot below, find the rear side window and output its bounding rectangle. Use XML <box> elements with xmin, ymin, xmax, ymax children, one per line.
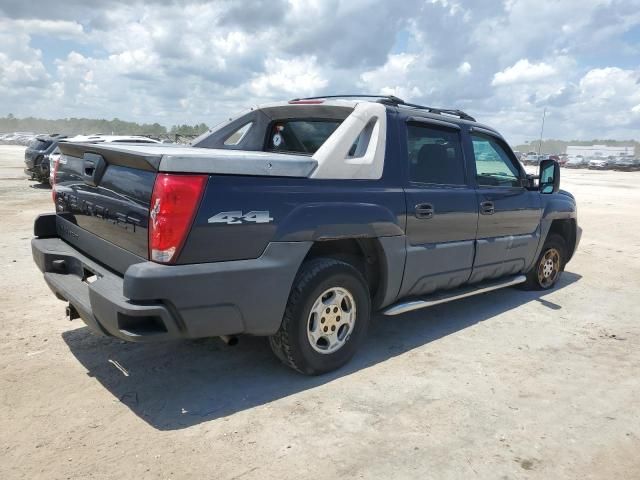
<box><xmin>406</xmin><ymin>123</ymin><xmax>466</xmax><ymax>185</ymax></box>
<box><xmin>267</xmin><ymin>119</ymin><xmax>341</xmax><ymax>154</ymax></box>
<box><xmin>224</xmin><ymin>122</ymin><xmax>252</xmax><ymax>146</ymax></box>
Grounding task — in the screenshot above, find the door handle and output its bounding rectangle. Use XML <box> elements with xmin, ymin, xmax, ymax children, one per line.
<box><xmin>415</xmin><ymin>203</ymin><xmax>434</xmax><ymax>219</ymax></box>
<box><xmin>480</xmin><ymin>201</ymin><xmax>495</xmax><ymax>215</ymax></box>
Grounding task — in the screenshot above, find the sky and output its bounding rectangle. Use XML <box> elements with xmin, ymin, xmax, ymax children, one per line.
<box><xmin>0</xmin><ymin>0</ymin><xmax>639</xmax><ymax>144</ymax></box>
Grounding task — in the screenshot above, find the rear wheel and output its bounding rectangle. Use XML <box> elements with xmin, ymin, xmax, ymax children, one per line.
<box><xmin>523</xmin><ymin>234</ymin><xmax>567</xmax><ymax>290</ymax></box>
<box><xmin>269</xmin><ymin>258</ymin><xmax>370</xmax><ymax>375</ymax></box>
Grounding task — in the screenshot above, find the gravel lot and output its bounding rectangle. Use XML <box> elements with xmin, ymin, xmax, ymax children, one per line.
<box><xmin>1</xmin><ymin>144</ymin><xmax>639</xmax><ymax>479</ymax></box>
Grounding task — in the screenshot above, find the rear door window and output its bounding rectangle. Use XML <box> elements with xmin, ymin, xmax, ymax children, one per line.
<box><xmin>267</xmin><ymin>120</ymin><xmax>341</xmax><ymax>154</ymax></box>
<box><xmin>406</xmin><ymin>123</ymin><xmax>466</xmax><ymax>185</ymax></box>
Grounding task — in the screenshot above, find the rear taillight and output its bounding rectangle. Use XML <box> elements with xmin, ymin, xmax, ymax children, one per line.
<box><xmin>149</xmin><ymin>173</ymin><xmax>207</xmax><ymax>264</ymax></box>
<box><xmin>51</xmin><ymin>157</ymin><xmax>60</xmax><ymax>202</ymax></box>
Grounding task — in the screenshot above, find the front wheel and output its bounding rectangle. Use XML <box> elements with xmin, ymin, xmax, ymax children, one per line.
<box><xmin>269</xmin><ymin>258</ymin><xmax>371</xmax><ymax>375</ymax></box>
<box><xmin>523</xmin><ymin>233</ymin><xmax>567</xmax><ymax>290</ymax></box>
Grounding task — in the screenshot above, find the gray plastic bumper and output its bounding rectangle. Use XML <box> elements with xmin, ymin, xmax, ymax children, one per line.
<box><xmin>32</xmin><ymin>236</ymin><xmax>311</xmax><ymax>342</ymax></box>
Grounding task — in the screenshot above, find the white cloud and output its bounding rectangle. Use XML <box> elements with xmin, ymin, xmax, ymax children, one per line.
<box><xmin>361</xmin><ymin>54</ymin><xmax>416</xmax><ymax>86</ymax></box>
<box><xmin>457</xmin><ymin>61</ymin><xmax>471</xmax><ymax>75</ymax></box>
<box><xmin>492</xmin><ymin>59</ymin><xmax>557</xmax><ymax>86</ymax></box>
<box><xmin>0</xmin><ymin>0</ymin><xmax>639</xmax><ymax>142</ymax></box>
<box><xmin>578</xmin><ymin>67</ymin><xmax>640</xmax><ymax>104</ymax></box>
<box><xmin>250</xmin><ymin>57</ymin><xmax>328</xmax><ymax>97</ymax></box>
<box><xmin>0</xmin><ymin>29</ymin><xmax>49</xmax><ymax>93</ymax></box>
<box><xmin>0</xmin><ymin>18</ymin><xmax>84</xmax><ymax>39</ymax></box>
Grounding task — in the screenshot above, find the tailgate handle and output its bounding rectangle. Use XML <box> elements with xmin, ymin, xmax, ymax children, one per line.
<box><xmin>82</xmin><ymin>153</ymin><xmax>107</xmax><ymax>187</ymax></box>
<box><xmin>84</xmin><ymin>159</ymin><xmax>95</xmax><ymax>176</ymax></box>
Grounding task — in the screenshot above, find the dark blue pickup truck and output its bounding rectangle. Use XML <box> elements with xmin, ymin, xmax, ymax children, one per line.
<box><xmin>32</xmin><ymin>95</ymin><xmax>581</xmax><ymax>374</ymax></box>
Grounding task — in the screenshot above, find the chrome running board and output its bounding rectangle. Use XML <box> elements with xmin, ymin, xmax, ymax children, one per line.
<box><xmin>383</xmin><ymin>274</ymin><xmax>526</xmax><ymax>316</ymax></box>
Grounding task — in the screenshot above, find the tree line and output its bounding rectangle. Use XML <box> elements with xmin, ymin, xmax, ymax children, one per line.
<box><xmin>0</xmin><ymin>114</ymin><xmax>209</xmax><ymax>137</ymax></box>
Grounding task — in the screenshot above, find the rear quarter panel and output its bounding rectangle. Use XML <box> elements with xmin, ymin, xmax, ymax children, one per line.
<box><xmin>178</xmin><ymin>175</ymin><xmax>406</xmax><ymax>264</ymax></box>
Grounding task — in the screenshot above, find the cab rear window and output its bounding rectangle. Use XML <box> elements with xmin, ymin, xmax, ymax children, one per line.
<box><xmin>267</xmin><ymin>120</ymin><xmax>341</xmax><ymax>155</ymax></box>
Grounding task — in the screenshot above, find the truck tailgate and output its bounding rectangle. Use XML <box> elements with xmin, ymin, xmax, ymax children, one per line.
<box><xmin>55</xmin><ymin>142</ymin><xmax>158</xmax><ymax>267</ymax></box>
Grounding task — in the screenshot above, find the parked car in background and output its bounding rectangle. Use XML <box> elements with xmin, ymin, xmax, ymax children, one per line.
<box><xmin>612</xmin><ymin>157</ymin><xmax>640</xmax><ymax>171</ymax></box>
<box><xmin>558</xmin><ymin>154</ymin><xmax>569</xmax><ymax>166</ymax></box>
<box><xmin>529</xmin><ymin>154</ymin><xmax>552</xmax><ymax>166</ymax></box>
<box><xmin>14</xmin><ymin>132</ymin><xmax>37</xmax><ymax>145</ymax></box>
<box><xmin>24</xmin><ymin>134</ymin><xmax>68</xmax><ymax>184</ymax></box>
<box><xmin>588</xmin><ymin>158</ymin><xmax>609</xmax><ymax>170</ymax></box>
<box><xmin>565</xmin><ymin>156</ymin><xmax>587</xmax><ymax>168</ymax></box>
<box><xmin>523</xmin><ymin>153</ymin><xmax>540</xmax><ymax>165</ymax></box>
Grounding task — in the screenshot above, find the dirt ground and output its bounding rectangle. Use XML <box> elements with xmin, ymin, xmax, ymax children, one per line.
<box><xmin>0</xmin><ymin>144</ymin><xmax>638</xmax><ymax>479</ymax></box>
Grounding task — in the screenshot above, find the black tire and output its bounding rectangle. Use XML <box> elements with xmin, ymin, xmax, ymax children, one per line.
<box><xmin>269</xmin><ymin>258</ymin><xmax>371</xmax><ymax>375</ymax></box>
<box><xmin>39</xmin><ymin>166</ymin><xmax>50</xmax><ymax>185</ymax></box>
<box><xmin>523</xmin><ymin>233</ymin><xmax>567</xmax><ymax>290</ymax></box>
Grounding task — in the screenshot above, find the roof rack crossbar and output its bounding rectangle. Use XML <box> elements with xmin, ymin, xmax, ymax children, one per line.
<box><xmin>290</xmin><ymin>94</ymin><xmax>476</xmax><ymax>122</ymax></box>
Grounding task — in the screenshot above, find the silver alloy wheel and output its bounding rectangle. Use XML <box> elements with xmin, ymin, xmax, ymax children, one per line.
<box><xmin>537</xmin><ymin>247</ymin><xmax>561</xmax><ymax>288</ymax></box>
<box><xmin>307</xmin><ymin>287</ymin><xmax>356</xmax><ymax>354</ymax></box>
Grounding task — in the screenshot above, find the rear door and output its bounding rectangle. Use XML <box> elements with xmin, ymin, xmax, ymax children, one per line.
<box><xmin>398</xmin><ymin>119</ymin><xmax>478</xmax><ymax>298</ymax></box>
<box><xmin>469</xmin><ymin>130</ymin><xmax>542</xmax><ymax>283</ymax></box>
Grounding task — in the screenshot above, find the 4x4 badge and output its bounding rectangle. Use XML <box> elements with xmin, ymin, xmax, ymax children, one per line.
<box><xmin>208</xmin><ymin>211</ymin><xmax>273</xmax><ymax>225</ymax></box>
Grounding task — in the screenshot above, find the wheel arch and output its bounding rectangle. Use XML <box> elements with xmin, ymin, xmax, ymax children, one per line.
<box><xmin>547</xmin><ymin>218</ymin><xmax>577</xmax><ymax>262</ymax></box>
<box><xmin>299</xmin><ymin>236</ymin><xmax>406</xmax><ymax>310</ymax></box>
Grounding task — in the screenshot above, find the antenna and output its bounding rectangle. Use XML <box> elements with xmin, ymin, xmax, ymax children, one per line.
<box><xmin>537</xmin><ymin>108</ymin><xmax>547</xmax><ymax>155</ymax></box>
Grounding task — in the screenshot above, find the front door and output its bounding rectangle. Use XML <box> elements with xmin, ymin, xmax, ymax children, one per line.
<box><xmin>469</xmin><ymin>131</ymin><xmax>542</xmax><ymax>283</ymax></box>
<box><xmin>399</xmin><ymin>120</ymin><xmax>479</xmax><ymax>298</ymax></box>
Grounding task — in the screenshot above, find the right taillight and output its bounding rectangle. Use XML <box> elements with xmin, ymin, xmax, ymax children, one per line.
<box><xmin>149</xmin><ymin>173</ymin><xmax>207</xmax><ymax>264</ymax></box>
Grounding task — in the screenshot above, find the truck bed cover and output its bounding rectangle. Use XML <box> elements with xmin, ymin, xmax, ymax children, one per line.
<box><xmin>59</xmin><ymin>142</ymin><xmax>318</xmax><ymax>177</ymax></box>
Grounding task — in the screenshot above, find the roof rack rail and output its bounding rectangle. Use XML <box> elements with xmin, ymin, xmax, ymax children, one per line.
<box><xmin>290</xmin><ymin>94</ymin><xmax>405</xmax><ymax>103</ymax></box>
<box><xmin>290</xmin><ymin>94</ymin><xmax>476</xmax><ymax>122</ymax></box>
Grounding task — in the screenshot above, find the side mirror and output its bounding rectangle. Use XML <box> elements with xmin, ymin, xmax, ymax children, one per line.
<box><xmin>539</xmin><ymin>159</ymin><xmax>560</xmax><ymax>194</ymax></box>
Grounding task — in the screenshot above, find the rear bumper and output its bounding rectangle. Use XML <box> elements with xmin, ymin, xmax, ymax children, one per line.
<box><xmin>32</xmin><ymin>220</ymin><xmax>311</xmax><ymax>342</ymax></box>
